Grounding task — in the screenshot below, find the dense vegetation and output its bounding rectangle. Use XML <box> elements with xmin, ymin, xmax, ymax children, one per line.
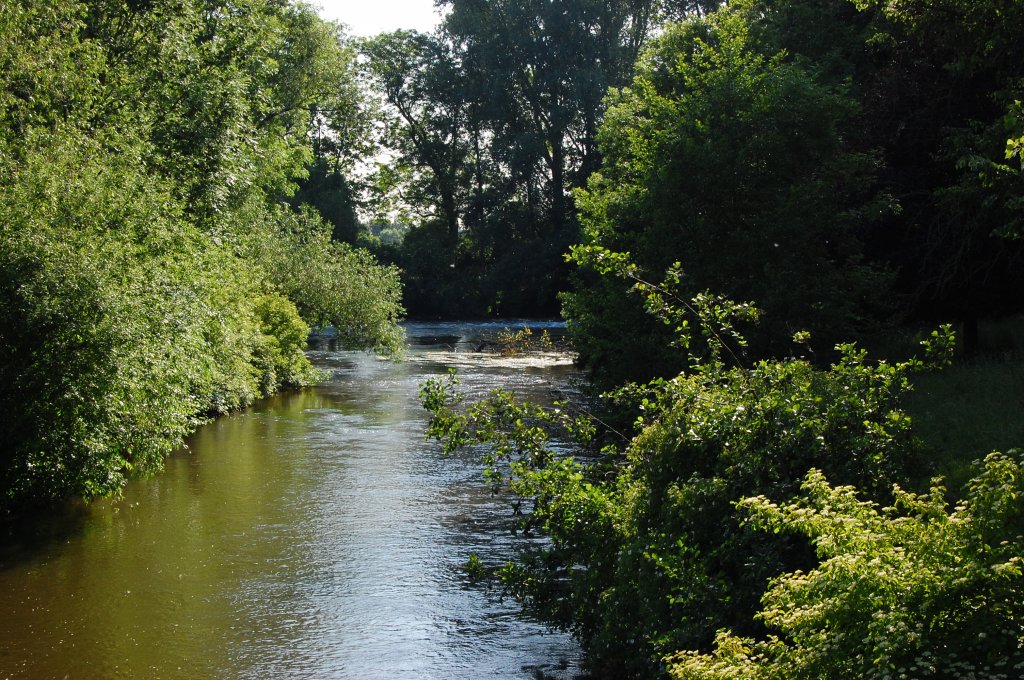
<box><xmin>3</xmin><ymin>0</ymin><xmax>1022</xmax><ymax>674</ymax></box>
<box><xmin>565</xmin><ymin>0</ymin><xmax>1024</xmax><ymax>386</ymax></box>
<box><xmin>419</xmin><ymin>0</ymin><xmax>1024</xmax><ymax>677</ymax></box>
<box><xmin>307</xmin><ymin>0</ymin><xmax>1023</xmax><ymax>343</ymax></box>
<box><xmin>0</xmin><ymin>0</ymin><xmax>403</xmax><ymax>514</ymax></box>
<box><xmin>425</xmin><ymin>264</ymin><xmax>1023</xmax><ymax>677</ymax></box>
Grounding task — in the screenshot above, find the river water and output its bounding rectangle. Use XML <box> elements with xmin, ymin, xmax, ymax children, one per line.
<box><xmin>0</xmin><ymin>322</ymin><xmax>585</xmax><ymax>679</ymax></box>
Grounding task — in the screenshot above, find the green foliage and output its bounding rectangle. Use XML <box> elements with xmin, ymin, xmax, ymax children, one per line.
<box><xmin>292</xmin><ymin>157</ymin><xmax>361</xmax><ymax>244</ymax></box>
<box><xmin>1009</xmin><ymin>101</ymin><xmax>1024</xmax><ymax>174</ymax></box>
<box><xmin>422</xmin><ymin>253</ymin><xmax>952</xmax><ymax>675</ymax></box>
<box><xmin>0</xmin><ymin>0</ymin><xmax>104</xmax><ymax>142</ymax></box>
<box><xmin>464</xmin><ymin>552</ymin><xmax>488</xmax><ymax>580</ymax></box>
<box><xmin>0</xmin><ymin>136</ymin><xmax>252</xmax><ymax>507</ymax></box>
<box><xmin>253</xmin><ymin>294</ymin><xmax>320</xmax><ymax>394</ymax></box>
<box><xmin>492</xmin><ymin>327</ymin><xmax>559</xmax><ymax>357</ymax></box>
<box><xmin>421</xmin><ymin>369</ymin><xmax>597</xmax><ymax>491</ymax></box>
<box><xmin>385</xmin><ymin>220</ymin><xmax>473</xmax><ymax>317</ymax></box>
<box><xmin>562</xmin><ymin>270</ymin><xmax>685</xmax><ymax>385</ymax></box>
<box><xmin>570</xmin><ymin>245</ymin><xmax>761</xmax><ymax>369</ymax></box>
<box><xmin>566</xmin><ymin>7</ymin><xmax>892</xmax><ymax>383</ymax></box>
<box><xmin>669</xmin><ymin>450</ymin><xmax>1024</xmax><ymax>679</ymax></box>
<box><xmin>0</xmin><ymin>0</ymin><xmax>403</xmax><ymax>514</ymax></box>
<box><xmin>241</xmin><ymin>204</ymin><xmax>405</xmax><ymax>356</ymax></box>
<box><xmin>567</xmin><ymin>350</ymin><xmax>924</xmax><ymax>673</ymax></box>
<box><xmin>361</xmin><ymin>30</ymin><xmax>468</xmax><ymax>244</ymax></box>
<box><xmin>360</xmin><ymin>1</ymin><xmax>669</xmax><ymax>318</ymax></box>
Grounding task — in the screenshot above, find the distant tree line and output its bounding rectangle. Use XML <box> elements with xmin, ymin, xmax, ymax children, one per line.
<box><xmin>303</xmin><ymin>0</ymin><xmax>1023</xmax><ymax>370</ymax></box>
<box><xmin>331</xmin><ymin>0</ymin><xmax>680</xmax><ymax>317</ymax></box>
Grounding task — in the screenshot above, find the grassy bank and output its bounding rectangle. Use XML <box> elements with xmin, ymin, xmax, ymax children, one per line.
<box><xmin>903</xmin><ymin>316</ymin><xmax>1024</xmax><ymax>492</ymax></box>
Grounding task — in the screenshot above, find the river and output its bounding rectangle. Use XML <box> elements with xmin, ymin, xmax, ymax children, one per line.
<box><xmin>0</xmin><ymin>321</ymin><xmax>585</xmax><ymax>679</ymax></box>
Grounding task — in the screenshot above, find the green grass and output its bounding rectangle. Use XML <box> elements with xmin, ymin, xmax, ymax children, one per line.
<box><xmin>902</xmin><ymin>316</ymin><xmax>1024</xmax><ymax>493</ymax></box>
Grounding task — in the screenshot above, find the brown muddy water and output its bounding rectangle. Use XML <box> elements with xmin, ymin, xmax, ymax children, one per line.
<box><xmin>0</xmin><ymin>322</ymin><xmax>585</xmax><ymax>679</ymax></box>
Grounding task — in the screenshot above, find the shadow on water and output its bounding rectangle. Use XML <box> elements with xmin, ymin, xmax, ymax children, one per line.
<box><xmin>0</xmin><ymin>320</ymin><xmax>589</xmax><ymax>679</ymax></box>
<box><xmin>0</xmin><ymin>500</ymin><xmax>93</xmax><ymax>567</ymax></box>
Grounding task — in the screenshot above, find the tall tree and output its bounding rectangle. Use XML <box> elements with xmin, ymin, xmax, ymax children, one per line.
<box><xmin>362</xmin><ymin>30</ymin><xmax>470</xmax><ymax>247</ymax></box>
<box><xmin>0</xmin><ymin>0</ymin><xmax>403</xmax><ymax>514</ymax></box>
<box><xmin>567</xmin><ymin>7</ymin><xmax>892</xmax><ymax>384</ymax></box>
<box><xmin>360</xmin><ymin>0</ymin><xmax>668</xmax><ymax>316</ymax></box>
<box><xmin>440</xmin><ymin>0</ymin><xmax>663</xmax><ymax>229</ymax></box>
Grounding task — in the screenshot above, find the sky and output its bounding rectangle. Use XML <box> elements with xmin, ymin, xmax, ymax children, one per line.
<box><xmin>313</xmin><ymin>0</ymin><xmax>445</xmax><ymax>37</ymax></box>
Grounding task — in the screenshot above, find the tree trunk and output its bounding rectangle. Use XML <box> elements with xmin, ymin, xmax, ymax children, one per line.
<box><xmin>441</xmin><ymin>185</ymin><xmax>459</xmax><ymax>248</ymax></box>
<box><xmin>550</xmin><ymin>135</ymin><xmax>566</xmax><ymax>229</ymax></box>
<box><xmin>962</xmin><ymin>313</ymin><xmax>979</xmax><ymax>357</ymax></box>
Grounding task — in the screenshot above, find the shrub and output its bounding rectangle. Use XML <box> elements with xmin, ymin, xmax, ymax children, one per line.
<box><xmin>669</xmin><ymin>450</ymin><xmax>1024</xmax><ymax>680</ymax></box>
<box><xmin>253</xmin><ymin>293</ymin><xmax>319</xmax><ymax>394</ymax></box>
<box><xmin>422</xmin><ymin>270</ymin><xmax>939</xmax><ymax>675</ymax></box>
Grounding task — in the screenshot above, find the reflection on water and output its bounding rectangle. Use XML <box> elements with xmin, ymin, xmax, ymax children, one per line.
<box><xmin>0</xmin><ymin>322</ymin><xmax>584</xmax><ymax>679</ymax></box>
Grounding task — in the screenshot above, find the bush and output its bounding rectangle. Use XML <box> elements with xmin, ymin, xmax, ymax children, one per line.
<box><xmin>253</xmin><ymin>293</ymin><xmax>320</xmax><ymax>394</ymax></box>
<box><xmin>670</xmin><ymin>450</ymin><xmax>1024</xmax><ymax>679</ymax></box>
<box><xmin>0</xmin><ymin>138</ymin><xmax>261</xmax><ymax>507</ymax></box>
<box><xmin>422</xmin><ymin>267</ymin><xmax>939</xmax><ymax>675</ymax></box>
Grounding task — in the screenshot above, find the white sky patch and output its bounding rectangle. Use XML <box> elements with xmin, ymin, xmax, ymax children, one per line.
<box><xmin>313</xmin><ymin>0</ymin><xmax>445</xmax><ymax>36</ymax></box>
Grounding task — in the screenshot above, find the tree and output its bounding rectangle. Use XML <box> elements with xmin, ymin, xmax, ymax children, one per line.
<box><xmin>0</xmin><ymin>0</ymin><xmax>403</xmax><ymax>514</ymax></box>
<box><xmin>566</xmin><ymin>7</ymin><xmax>892</xmax><ymax>385</ymax></box>
<box><xmin>291</xmin><ymin>156</ymin><xmax>361</xmax><ymax>244</ymax></box>
<box><xmin>357</xmin><ymin>0</ymin><xmax>669</xmax><ymax>317</ymax></box>
<box><xmin>441</xmin><ymin>0</ymin><xmax>663</xmax><ymax>230</ymax></box>
<box><xmin>362</xmin><ymin>30</ymin><xmax>470</xmax><ymax>248</ymax></box>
